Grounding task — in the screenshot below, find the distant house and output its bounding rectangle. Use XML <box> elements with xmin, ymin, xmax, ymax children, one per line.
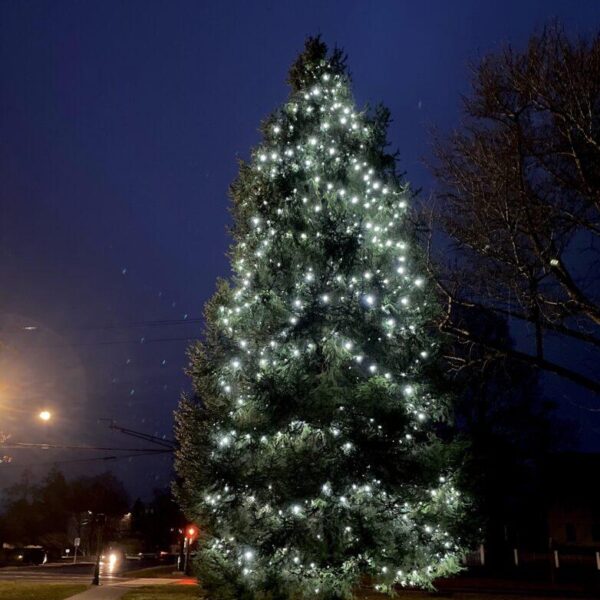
<box><xmin>545</xmin><ymin>453</ymin><xmax>600</xmax><ymax>549</ymax></box>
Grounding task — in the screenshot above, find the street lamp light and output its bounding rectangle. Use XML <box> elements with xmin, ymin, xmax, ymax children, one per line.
<box><xmin>38</xmin><ymin>410</ymin><xmax>52</xmax><ymax>421</ymax></box>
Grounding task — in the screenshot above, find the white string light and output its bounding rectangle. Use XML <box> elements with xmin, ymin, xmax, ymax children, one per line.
<box><xmin>188</xmin><ymin>47</ymin><xmax>464</xmax><ymax>598</ymax></box>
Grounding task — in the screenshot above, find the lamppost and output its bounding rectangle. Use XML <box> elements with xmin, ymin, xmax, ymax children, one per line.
<box><xmin>183</xmin><ymin>525</ymin><xmax>197</xmax><ymax>576</ymax></box>
<box><xmin>0</xmin><ymin>431</ymin><xmax>10</xmax><ymax>463</ymax></box>
<box><xmin>1</xmin><ymin>410</ymin><xmax>53</xmax><ymax>463</ymax></box>
<box><xmin>92</xmin><ymin>513</ymin><xmax>106</xmax><ymax>586</ymax></box>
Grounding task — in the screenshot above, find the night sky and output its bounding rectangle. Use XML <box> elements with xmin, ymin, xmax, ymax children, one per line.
<box><xmin>1</xmin><ymin>1</ymin><xmax>599</xmax><ymax>501</ymax></box>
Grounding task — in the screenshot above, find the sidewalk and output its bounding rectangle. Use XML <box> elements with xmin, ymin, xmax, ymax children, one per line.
<box><xmin>66</xmin><ymin>586</ymin><xmax>128</xmax><ymax>600</ymax></box>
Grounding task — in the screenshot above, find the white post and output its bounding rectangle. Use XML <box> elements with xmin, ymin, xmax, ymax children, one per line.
<box><xmin>513</xmin><ymin>548</ymin><xmax>519</xmax><ymax>567</ymax></box>
<box><xmin>554</xmin><ymin>550</ymin><xmax>559</xmax><ymax>569</ymax></box>
<box><xmin>73</xmin><ymin>537</ymin><xmax>80</xmax><ymax>564</ymax></box>
<box><xmin>183</xmin><ymin>537</ymin><xmax>189</xmax><ymax>574</ymax></box>
<box><xmin>479</xmin><ymin>544</ymin><xmax>485</xmax><ymax>566</ymax></box>
<box><xmin>595</xmin><ymin>551</ymin><xmax>600</xmax><ymax>570</ymax></box>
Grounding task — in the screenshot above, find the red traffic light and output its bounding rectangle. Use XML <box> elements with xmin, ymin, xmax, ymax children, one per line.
<box><xmin>187</xmin><ymin>526</ymin><xmax>197</xmax><ymax>539</ymax></box>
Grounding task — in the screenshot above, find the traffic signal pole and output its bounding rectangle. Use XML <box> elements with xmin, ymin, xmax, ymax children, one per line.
<box><xmin>183</xmin><ymin>526</ymin><xmax>197</xmax><ymax>575</ymax></box>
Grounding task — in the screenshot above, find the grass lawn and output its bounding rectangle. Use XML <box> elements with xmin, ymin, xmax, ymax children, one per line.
<box><xmin>122</xmin><ymin>585</ymin><xmax>199</xmax><ymax>599</ymax></box>
<box><xmin>0</xmin><ymin>581</ymin><xmax>87</xmax><ymax>600</ymax></box>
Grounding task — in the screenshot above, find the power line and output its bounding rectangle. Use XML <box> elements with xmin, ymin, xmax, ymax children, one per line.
<box><xmin>103</xmin><ymin>420</ymin><xmax>176</xmax><ymax>448</ymax></box>
<box><xmin>74</xmin><ymin>317</ymin><xmax>202</xmax><ymax>331</ymax></box>
<box><xmin>17</xmin><ymin>335</ymin><xmax>197</xmax><ymax>349</ymax></box>
<box><xmin>0</xmin><ymin>449</ymin><xmax>173</xmax><ymax>468</ymax></box>
<box><xmin>3</xmin><ymin>442</ymin><xmax>170</xmax><ymax>452</ymax></box>
<box><xmin>3</xmin><ymin>317</ymin><xmax>203</xmax><ymax>334</ymax></box>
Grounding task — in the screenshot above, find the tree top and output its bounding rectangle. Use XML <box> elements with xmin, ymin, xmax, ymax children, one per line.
<box><xmin>287</xmin><ymin>36</ymin><xmax>347</xmax><ymax>92</ymax></box>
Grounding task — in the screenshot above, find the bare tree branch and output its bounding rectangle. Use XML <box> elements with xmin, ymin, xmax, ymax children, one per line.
<box><xmin>426</xmin><ymin>23</ymin><xmax>600</xmax><ymax>399</ymax></box>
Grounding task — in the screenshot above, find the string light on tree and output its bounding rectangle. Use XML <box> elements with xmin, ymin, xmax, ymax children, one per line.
<box><xmin>175</xmin><ymin>37</ymin><xmax>466</xmax><ymax>600</ymax></box>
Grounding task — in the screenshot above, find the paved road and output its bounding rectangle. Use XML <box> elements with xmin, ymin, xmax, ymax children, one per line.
<box><xmin>0</xmin><ymin>562</ymin><xmax>125</xmax><ymax>584</ymax></box>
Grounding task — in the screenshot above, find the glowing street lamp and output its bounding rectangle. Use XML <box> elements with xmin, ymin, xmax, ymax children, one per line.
<box><xmin>39</xmin><ymin>410</ymin><xmax>52</xmax><ymax>422</ymax></box>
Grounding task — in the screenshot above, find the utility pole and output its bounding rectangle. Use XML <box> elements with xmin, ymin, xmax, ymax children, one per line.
<box><xmin>1</xmin><ymin>431</ymin><xmax>11</xmax><ymax>464</ymax></box>
<box><xmin>92</xmin><ymin>513</ymin><xmax>106</xmax><ymax>586</ymax></box>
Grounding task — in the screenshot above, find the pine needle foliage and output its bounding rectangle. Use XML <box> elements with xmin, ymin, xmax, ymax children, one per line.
<box><xmin>175</xmin><ymin>37</ymin><xmax>465</xmax><ymax>600</ymax></box>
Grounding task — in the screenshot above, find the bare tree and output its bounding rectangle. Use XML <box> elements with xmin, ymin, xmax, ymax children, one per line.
<box><xmin>428</xmin><ymin>24</ymin><xmax>600</xmax><ymax>397</ymax></box>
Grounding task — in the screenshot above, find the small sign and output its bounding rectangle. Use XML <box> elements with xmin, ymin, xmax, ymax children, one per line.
<box><xmin>74</xmin><ymin>537</ymin><xmax>81</xmax><ymax>547</ymax></box>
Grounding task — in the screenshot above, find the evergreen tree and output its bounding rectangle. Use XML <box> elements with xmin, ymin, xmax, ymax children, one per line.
<box><xmin>175</xmin><ymin>38</ymin><xmax>465</xmax><ymax>599</ymax></box>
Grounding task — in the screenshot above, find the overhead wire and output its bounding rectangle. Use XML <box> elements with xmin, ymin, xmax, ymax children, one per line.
<box><xmin>2</xmin><ymin>442</ymin><xmax>170</xmax><ymax>452</ymax></box>
<box><xmin>0</xmin><ymin>449</ymin><xmax>173</xmax><ymax>468</ymax></box>
<box><xmin>20</xmin><ymin>335</ymin><xmax>197</xmax><ymax>349</ymax></box>
<box><xmin>2</xmin><ymin>316</ymin><xmax>203</xmax><ymax>334</ymax></box>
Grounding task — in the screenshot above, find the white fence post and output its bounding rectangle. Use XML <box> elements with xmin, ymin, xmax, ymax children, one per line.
<box><xmin>479</xmin><ymin>544</ymin><xmax>485</xmax><ymax>566</ymax></box>
<box><xmin>513</xmin><ymin>548</ymin><xmax>519</xmax><ymax>567</ymax></box>
<box><xmin>554</xmin><ymin>550</ymin><xmax>559</xmax><ymax>569</ymax></box>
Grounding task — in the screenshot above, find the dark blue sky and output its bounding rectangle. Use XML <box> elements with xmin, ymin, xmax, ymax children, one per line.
<box><xmin>1</xmin><ymin>1</ymin><xmax>599</xmax><ymax>499</ymax></box>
